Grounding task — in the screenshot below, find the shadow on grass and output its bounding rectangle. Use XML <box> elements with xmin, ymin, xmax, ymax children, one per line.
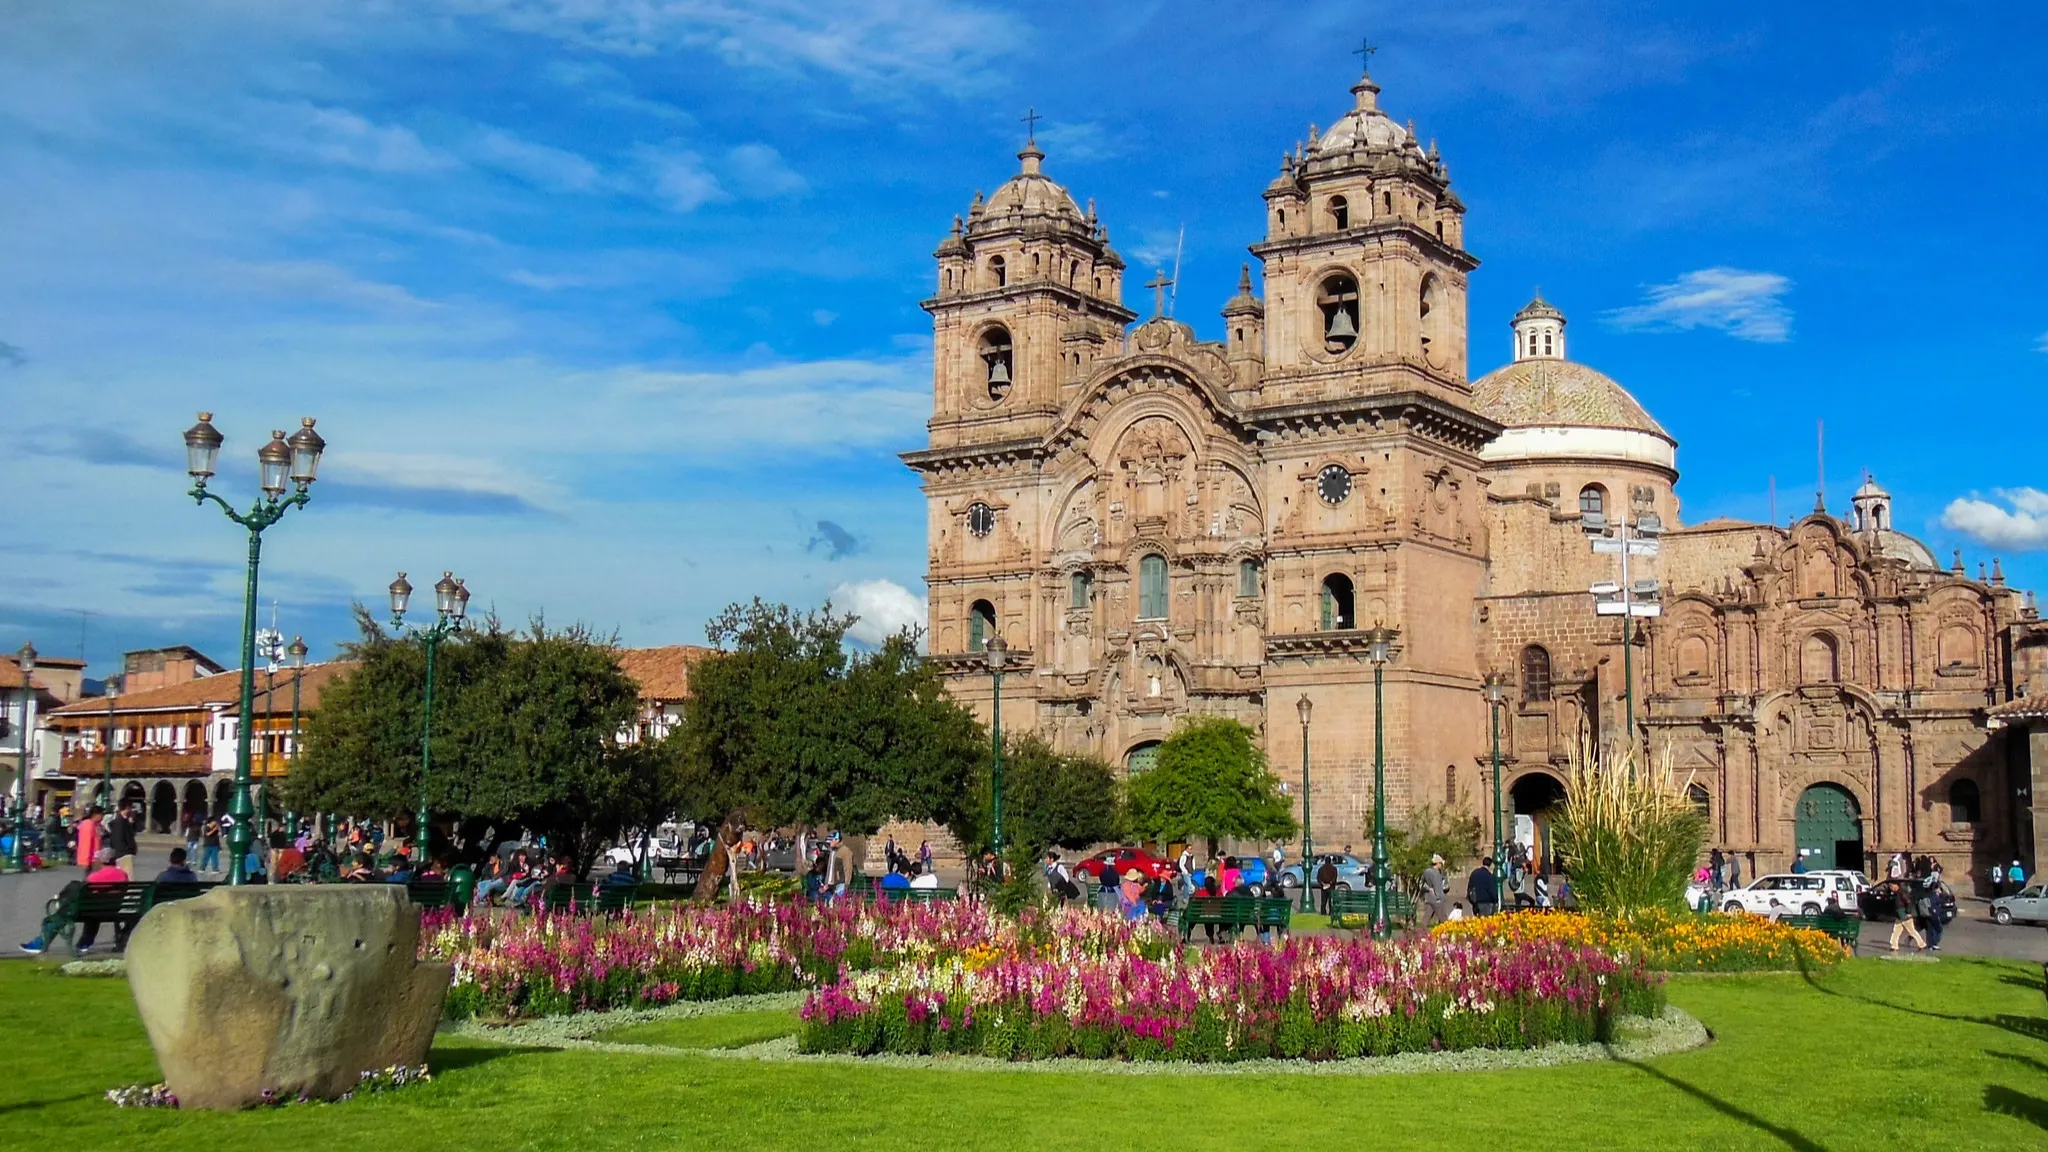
<box><xmin>429</xmin><ymin>1044</ymin><xmax>544</xmax><ymax>1074</ymax></box>
<box><xmin>1998</xmin><ymin>972</ymin><xmax>2047</xmax><ymax>996</ymax></box>
<box><xmin>0</xmin><ymin>1091</ymin><xmax>101</xmax><ymax>1115</ymax></box>
<box><xmin>1985</xmin><ymin>1085</ymin><xmax>2048</xmax><ymax>1131</ymax></box>
<box><xmin>1792</xmin><ymin>952</ymin><xmax>2048</xmax><ymax>1046</ymax></box>
<box><xmin>1989</xmin><ymin>1050</ymin><xmax>2048</xmax><ymax>1077</ymax></box>
<box><xmin>1613</xmin><ymin>1055</ymin><xmax>1830</xmax><ymax>1152</ymax></box>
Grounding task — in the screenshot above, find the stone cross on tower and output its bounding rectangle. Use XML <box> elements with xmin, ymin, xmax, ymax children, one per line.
<box><xmin>1353</xmin><ymin>37</ymin><xmax>1378</xmax><ymax>69</ymax></box>
<box><xmin>1145</xmin><ymin>269</ymin><xmax>1174</xmax><ymax>318</ymax></box>
<box><xmin>1020</xmin><ymin>106</ymin><xmax>1041</xmax><ymax>144</ymax></box>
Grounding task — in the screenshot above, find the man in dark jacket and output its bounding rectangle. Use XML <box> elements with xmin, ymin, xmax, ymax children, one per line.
<box><xmin>1467</xmin><ymin>856</ymin><xmax>1500</xmax><ymax>916</ymax></box>
<box><xmin>154</xmin><ymin>847</ymin><xmax>199</xmax><ymax>884</ymax></box>
<box><xmin>1314</xmin><ymin>857</ymin><xmax>1339</xmax><ymax>915</ymax></box>
<box><xmin>105</xmin><ymin>804</ymin><xmax>141</xmax><ymax>878</ymax></box>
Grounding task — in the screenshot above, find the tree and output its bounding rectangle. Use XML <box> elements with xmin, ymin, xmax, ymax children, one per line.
<box><xmin>672</xmin><ymin>599</ymin><xmax>985</xmax><ymax>896</ymax></box>
<box><xmin>1125</xmin><ymin>716</ymin><xmax>1294</xmax><ymax>856</ymax></box>
<box><xmin>951</xmin><ymin>731</ymin><xmax>1122</xmax><ymax>858</ymax></box>
<box><xmin>1384</xmin><ymin>795</ymin><xmax>1484</xmax><ymax>893</ymax></box>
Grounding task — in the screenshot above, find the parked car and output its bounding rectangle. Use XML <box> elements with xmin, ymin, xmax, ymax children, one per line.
<box><xmin>1720</xmin><ymin>873</ymin><xmax>1857</xmax><ymax>917</ymax></box>
<box><xmin>1073</xmin><ymin>847</ymin><xmax>1176</xmax><ymax>883</ymax></box>
<box><xmin>1992</xmin><ymin>884</ymin><xmax>2048</xmax><ymax>926</ymax></box>
<box><xmin>1277</xmin><ymin>852</ymin><xmax>1372</xmax><ymax>892</ymax></box>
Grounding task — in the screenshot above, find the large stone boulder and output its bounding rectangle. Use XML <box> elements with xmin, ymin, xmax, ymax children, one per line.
<box><xmin>124</xmin><ymin>885</ymin><xmax>450</xmax><ymax>1110</ymax></box>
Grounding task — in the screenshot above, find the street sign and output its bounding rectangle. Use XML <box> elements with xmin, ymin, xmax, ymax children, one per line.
<box><xmin>1595</xmin><ymin>601</ymin><xmax>1662</xmax><ymax>617</ymax></box>
<box><xmin>1592</xmin><ymin>537</ymin><xmax>1660</xmax><ymax>556</ymax></box>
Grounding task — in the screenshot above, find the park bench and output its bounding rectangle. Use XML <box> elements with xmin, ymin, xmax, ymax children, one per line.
<box><xmin>41</xmin><ymin>881</ymin><xmax>152</xmax><ymax>954</ymax></box>
<box><xmin>405</xmin><ymin>879</ymin><xmax>452</xmax><ymax>909</ymax></box>
<box><xmin>1178</xmin><ymin>895</ymin><xmax>1291</xmax><ymax>942</ymax></box>
<box><xmin>146</xmin><ymin>880</ymin><xmax>219</xmax><ymax>909</ymax></box>
<box><xmin>1327</xmin><ymin>888</ymin><xmax>1416</xmax><ymax>931</ymax></box>
<box><xmin>866</xmin><ymin>883</ymin><xmax>958</xmax><ymax>903</ymax></box>
<box><xmin>1780</xmin><ymin>913</ymin><xmax>1860</xmax><ymax>952</ymax></box>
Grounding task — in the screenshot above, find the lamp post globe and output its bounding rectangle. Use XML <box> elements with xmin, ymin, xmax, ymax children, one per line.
<box><xmin>1296</xmin><ymin>693</ymin><xmax>1313</xmax><ymax>912</ymax></box>
<box><xmin>182</xmin><ymin>412</ymin><xmax>322</xmax><ymax>885</ymax></box>
<box><xmin>1362</xmin><ymin>624</ymin><xmax>1399</xmax><ymax>939</ymax></box>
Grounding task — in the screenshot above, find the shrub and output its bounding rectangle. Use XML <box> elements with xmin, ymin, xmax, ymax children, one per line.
<box><xmin>1548</xmin><ymin>745</ymin><xmax>1706</xmax><ymax>914</ymax></box>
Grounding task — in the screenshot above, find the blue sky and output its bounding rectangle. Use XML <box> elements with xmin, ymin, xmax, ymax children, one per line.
<box><xmin>2</xmin><ymin>1</ymin><xmax>2044</xmax><ymax>676</ymax></box>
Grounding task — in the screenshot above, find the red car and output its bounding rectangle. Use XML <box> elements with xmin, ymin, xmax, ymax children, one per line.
<box><xmin>1072</xmin><ymin>847</ymin><xmax>1176</xmax><ymax>883</ymax></box>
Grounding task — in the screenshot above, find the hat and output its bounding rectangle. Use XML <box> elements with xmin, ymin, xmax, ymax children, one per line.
<box><xmin>1122</xmin><ymin>868</ymin><xmax>1143</xmax><ymax>882</ymax></box>
<box><xmin>1431</xmin><ymin>853</ymin><xmax>1445</xmax><ymax>866</ymax></box>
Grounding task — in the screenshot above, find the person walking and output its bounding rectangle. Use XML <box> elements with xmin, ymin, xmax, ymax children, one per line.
<box><xmin>1419</xmin><ymin>853</ymin><xmax>1449</xmax><ymax>929</ymax></box>
<box><xmin>1314</xmin><ymin>855</ymin><xmax>1338</xmax><ymax>916</ymax></box>
<box><xmin>1467</xmin><ymin>856</ymin><xmax>1500</xmax><ymax>917</ymax></box>
<box><xmin>1709</xmin><ymin>847</ymin><xmax>1725</xmax><ymax>890</ymax></box>
<box><xmin>72</xmin><ymin>805</ymin><xmax>102</xmax><ymax>870</ymax></box>
<box><xmin>1886</xmin><ymin>880</ymin><xmax>1927</xmax><ymax>952</ymax></box>
<box><xmin>1991</xmin><ymin>862</ymin><xmax>2005</xmax><ymax>899</ymax></box>
<box><xmin>1917</xmin><ymin>878</ymin><xmax>1946</xmax><ymax>953</ymax></box>
<box><xmin>105</xmin><ymin>804</ymin><xmax>139</xmax><ymax>879</ymax></box>
<box><xmin>1726</xmin><ymin>853</ymin><xmax>1742</xmax><ymax>890</ymax></box>
<box><xmin>200</xmin><ymin>817</ymin><xmax>222</xmax><ymax>875</ymax></box>
<box><xmin>2011</xmin><ymin>860</ymin><xmax>2028</xmax><ymax>898</ymax></box>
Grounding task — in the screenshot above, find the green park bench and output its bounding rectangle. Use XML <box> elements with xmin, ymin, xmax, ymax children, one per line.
<box><xmin>41</xmin><ymin>881</ymin><xmax>152</xmax><ymax>954</ymax></box>
<box><xmin>404</xmin><ymin>879</ymin><xmax>452</xmax><ymax>909</ymax></box>
<box><xmin>1178</xmin><ymin>895</ymin><xmax>1291</xmax><ymax>942</ymax></box>
<box><xmin>1327</xmin><ymin>888</ymin><xmax>1416</xmax><ymax>931</ymax></box>
<box><xmin>1779</xmin><ymin>913</ymin><xmax>1860</xmax><ymax>952</ymax></box>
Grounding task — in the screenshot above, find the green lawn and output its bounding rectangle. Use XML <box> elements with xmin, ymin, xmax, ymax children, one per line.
<box><xmin>2</xmin><ymin>956</ymin><xmax>2045</xmax><ymax>1149</ymax></box>
<box><xmin>592</xmin><ymin>1009</ymin><xmax>800</xmax><ymax>1050</ymax></box>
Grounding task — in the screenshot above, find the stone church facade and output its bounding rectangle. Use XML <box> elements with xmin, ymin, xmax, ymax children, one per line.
<box><xmin>902</xmin><ymin>68</ymin><xmax>2047</xmax><ymax>887</ymax></box>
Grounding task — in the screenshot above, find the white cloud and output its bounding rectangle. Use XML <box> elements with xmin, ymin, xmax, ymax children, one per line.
<box><xmin>724</xmin><ymin>143</ymin><xmax>806</xmax><ymax>197</ymax></box>
<box><xmin>467</xmin><ymin>128</ymin><xmax>603</xmax><ymax>191</ymax></box>
<box><xmin>1604</xmin><ymin>267</ymin><xmax>1794</xmax><ymax>343</ymax></box>
<box><xmin>224</xmin><ymin>260</ymin><xmax>437</xmax><ymax>311</ymax></box>
<box><xmin>1941</xmin><ymin>488</ymin><xmax>2048</xmax><ymax>551</ymax></box>
<box><xmin>264</xmin><ymin>103</ymin><xmax>456</xmax><ymax>173</ymax></box>
<box><xmin>2035</xmin><ymin>331</ymin><xmax>2048</xmax><ymax>354</ymax></box>
<box><xmin>832</xmin><ymin>579</ymin><xmax>927</xmax><ymax>648</ymax></box>
<box><xmin>453</xmin><ymin>0</ymin><xmax>1022</xmax><ymax>94</ymax></box>
<box><xmin>640</xmin><ymin>147</ymin><xmax>727</xmax><ymax>212</ymax></box>
<box><xmin>332</xmin><ymin>449</ymin><xmax>563</xmax><ymax>508</ymax></box>
<box><xmin>1035</xmin><ymin>120</ymin><xmax>1116</xmax><ymax>163</ymax></box>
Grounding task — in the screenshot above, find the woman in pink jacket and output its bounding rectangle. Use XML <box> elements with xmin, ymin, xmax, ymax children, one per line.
<box><xmin>73</xmin><ymin>805</ymin><xmax>102</xmax><ymax>869</ymax></box>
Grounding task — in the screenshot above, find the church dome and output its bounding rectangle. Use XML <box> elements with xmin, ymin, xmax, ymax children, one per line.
<box><xmin>1315</xmin><ymin>73</ymin><xmax>1423</xmax><ymax>157</ymax></box>
<box><xmin>1869</xmin><ymin>529</ymin><xmax>1940</xmax><ymax>570</ymax></box>
<box><xmin>982</xmin><ymin>143</ymin><xmax>1084</xmax><ymax>221</ymax></box>
<box><xmin>1470</xmin><ymin>358</ymin><xmax>1669</xmax><ymax>438</ymax></box>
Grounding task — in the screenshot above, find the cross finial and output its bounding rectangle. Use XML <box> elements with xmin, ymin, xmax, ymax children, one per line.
<box><xmin>1353</xmin><ymin>37</ymin><xmax>1377</xmax><ymax>70</ymax></box>
<box><xmin>1020</xmin><ymin>106</ymin><xmax>1042</xmax><ymax>144</ymax></box>
<box><xmin>1145</xmin><ymin>268</ymin><xmax>1174</xmax><ymax>319</ymax></box>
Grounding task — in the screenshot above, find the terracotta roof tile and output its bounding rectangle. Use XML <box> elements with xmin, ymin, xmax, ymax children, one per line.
<box><xmin>1988</xmin><ymin>696</ymin><xmax>2048</xmax><ymax>723</ymax></box>
<box><xmin>0</xmin><ymin>657</ymin><xmax>53</xmax><ymax>693</ymax></box>
<box><xmin>47</xmin><ymin>662</ymin><xmax>355</xmax><ymax>718</ymax></box>
<box><xmin>617</xmin><ymin>645</ymin><xmax>714</xmax><ymax>701</ymax></box>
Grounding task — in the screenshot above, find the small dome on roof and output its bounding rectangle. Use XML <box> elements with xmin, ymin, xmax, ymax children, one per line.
<box><xmin>1513</xmin><ymin>293</ymin><xmax>1565</xmax><ymax>324</ymax></box>
<box><xmin>1869</xmin><ymin>529</ymin><xmax>1939</xmax><ymax>570</ymax></box>
<box><xmin>1315</xmin><ymin>72</ymin><xmax>1425</xmax><ymax>157</ymax></box>
<box><xmin>1470</xmin><ymin>358</ymin><xmax>1669</xmax><ymax>438</ymax></box>
<box><xmin>982</xmin><ymin>143</ymin><xmax>1084</xmax><ymax>221</ymax></box>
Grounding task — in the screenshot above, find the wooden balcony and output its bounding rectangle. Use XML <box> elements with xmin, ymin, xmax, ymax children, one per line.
<box><xmin>58</xmin><ymin>748</ymin><xmax>214</xmax><ymax>778</ymax></box>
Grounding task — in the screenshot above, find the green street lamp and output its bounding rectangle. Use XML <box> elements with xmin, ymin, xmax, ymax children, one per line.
<box><xmin>11</xmin><ymin>642</ymin><xmax>35</xmax><ymax>870</ymax></box>
<box><xmin>1363</xmin><ymin>623</ymin><xmax>1399</xmax><ymax>940</ymax></box>
<box><xmin>390</xmin><ymin>571</ymin><xmax>469</xmax><ymax>863</ymax></box>
<box><xmin>287</xmin><ymin>635</ymin><xmax>307</xmax><ymax>839</ymax></box>
<box><xmin>1296</xmin><ymin>693</ymin><xmax>1314</xmax><ymax>913</ymax></box>
<box><xmin>184</xmin><ymin>412</ymin><xmax>325</xmax><ymax>885</ymax></box>
<box><xmin>1483</xmin><ymin>670</ymin><xmax>1510</xmax><ymax>890</ymax></box>
<box><xmin>985</xmin><ymin>634</ymin><xmax>1008</xmax><ymax>856</ymax></box>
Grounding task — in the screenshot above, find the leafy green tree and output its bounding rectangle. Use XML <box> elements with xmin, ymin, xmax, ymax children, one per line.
<box><xmin>951</xmin><ymin>732</ymin><xmax>1122</xmax><ymax>857</ymax></box>
<box><xmin>1384</xmin><ymin>796</ymin><xmax>1485</xmax><ymax>893</ymax></box>
<box><xmin>1125</xmin><ymin>716</ymin><xmax>1294</xmax><ymax>856</ymax></box>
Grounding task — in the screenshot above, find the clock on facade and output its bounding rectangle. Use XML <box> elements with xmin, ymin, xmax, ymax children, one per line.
<box><xmin>1317</xmin><ymin>465</ymin><xmax>1352</xmax><ymax>505</ymax></box>
<box><xmin>967</xmin><ymin>501</ymin><xmax>996</xmax><ymax>538</ymax></box>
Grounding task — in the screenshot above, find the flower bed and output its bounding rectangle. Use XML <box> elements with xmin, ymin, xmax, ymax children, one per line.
<box><xmin>797</xmin><ymin>937</ymin><xmax>1662</xmax><ymax>1062</ymax></box>
<box><xmin>1431</xmin><ymin>909</ymin><xmax>1845</xmax><ymax>972</ymax></box>
<box><xmin>426</xmin><ymin>901</ymin><xmax>1171</xmax><ymax>1020</ymax></box>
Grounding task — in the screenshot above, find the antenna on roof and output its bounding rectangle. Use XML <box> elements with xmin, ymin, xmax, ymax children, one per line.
<box><xmin>1815</xmin><ymin>419</ymin><xmax>1826</xmax><ymax>513</ymax></box>
<box><xmin>1167</xmin><ymin>225</ymin><xmax>1185</xmax><ymax>318</ymax></box>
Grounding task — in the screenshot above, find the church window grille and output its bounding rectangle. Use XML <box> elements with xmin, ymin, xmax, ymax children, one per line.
<box><xmin>1319</xmin><ymin>574</ymin><xmax>1354</xmax><ymax>630</ymax></box>
<box><xmin>1947</xmin><ymin>779</ymin><xmax>1981</xmax><ymax>824</ymax></box>
<box><xmin>1070</xmin><ymin>570</ymin><xmax>1093</xmax><ymax>609</ymax></box>
<box><xmin>1578</xmin><ymin>485</ymin><xmax>1607</xmax><ymax>521</ymax></box>
<box><xmin>989</xmin><ymin>255</ymin><xmax>1006</xmax><ymax>288</ymax></box>
<box><xmin>1238</xmin><ymin>559</ymin><xmax>1261</xmax><ymax>598</ymax></box>
<box><xmin>1419</xmin><ymin>274</ymin><xmax>1439</xmax><ymax>354</ymax></box>
<box><xmin>1383</xmin><ymin>191</ymin><xmax>1393</xmax><ymax>212</ymax></box>
<box><xmin>1329</xmin><ymin>196</ymin><xmax>1349</xmax><ymax>230</ymax></box>
<box><xmin>968</xmin><ymin>600</ymin><xmax>996</xmax><ymax>653</ymax></box>
<box><xmin>980</xmin><ymin>326</ymin><xmax>1013</xmax><ymax>401</ymax></box>
<box><xmin>1801</xmin><ymin>632</ymin><xmax>1840</xmax><ymax>684</ymax></box>
<box><xmin>1521</xmin><ymin>646</ymin><xmax>1553</xmax><ymax>703</ymax></box>
<box><xmin>1138</xmin><ymin>554</ymin><xmax>1168</xmax><ymax>620</ymax></box>
<box><xmin>1317</xmin><ymin>273</ymin><xmax>1360</xmax><ymax>353</ymax></box>
<box><xmin>1445</xmin><ymin>765</ymin><xmax>1457</xmax><ymax>803</ymax></box>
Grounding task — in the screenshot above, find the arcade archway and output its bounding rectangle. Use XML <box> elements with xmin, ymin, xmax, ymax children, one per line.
<box><xmin>1510</xmin><ymin>770</ymin><xmax>1568</xmax><ymax>871</ymax></box>
<box><xmin>148</xmin><ymin>780</ymin><xmax>177</xmax><ymax>833</ymax></box>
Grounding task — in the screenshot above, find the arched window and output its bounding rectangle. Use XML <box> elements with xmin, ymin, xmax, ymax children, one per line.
<box><xmin>1419</xmin><ymin>274</ymin><xmax>1440</xmax><ymax>355</ymax></box>
<box><xmin>1277</xmin><ymin>208</ymin><xmax>1287</xmax><ymax>229</ymax></box>
<box><xmin>1070</xmin><ymin>570</ymin><xmax>1092</xmax><ymax>609</ymax></box>
<box><xmin>1947</xmin><ymin>779</ymin><xmax>1981</xmax><ymax>824</ymax></box>
<box><xmin>1874</xmin><ymin>504</ymin><xmax>1887</xmax><ymax>530</ymax></box>
<box><xmin>989</xmin><ymin>255</ymin><xmax>1006</xmax><ymax>288</ymax></box>
<box><xmin>1801</xmin><ymin>632</ymin><xmax>1840</xmax><ymax>683</ymax></box>
<box><xmin>1093</xmin><ymin>275</ymin><xmax>1102</xmax><ymax>292</ymax></box>
<box><xmin>1542</xmin><ymin>331</ymin><xmax>1553</xmax><ymax>355</ymax></box>
<box><xmin>1687</xmin><ymin>783</ymin><xmax>1711</xmax><ymax>815</ymax></box>
<box><xmin>1382</xmin><ymin>191</ymin><xmax>1392</xmax><ymax>212</ymax></box>
<box><xmin>1328</xmin><ymin>195</ymin><xmax>1349</xmax><ymax>230</ymax></box>
<box><xmin>1520</xmin><ymin>645</ymin><xmax>1553</xmax><ymax>703</ymax></box>
<box><xmin>1316</xmin><ymin>273</ymin><xmax>1360</xmax><ymax>354</ymax></box>
<box><xmin>1578</xmin><ymin>484</ymin><xmax>1607</xmax><ymax>524</ymax></box>
<box><xmin>980</xmin><ymin>326</ymin><xmax>1013</xmax><ymax>401</ymax></box>
<box><xmin>1527</xmin><ymin>331</ymin><xmax>1538</xmax><ymax>357</ymax></box>
<box><xmin>1238</xmin><ymin>558</ymin><xmax>1261</xmax><ymax>598</ymax></box>
<box><xmin>968</xmin><ymin>600</ymin><xmax>995</xmax><ymax>652</ymax></box>
<box><xmin>1435</xmin><ymin>221</ymin><xmax>1444</xmax><ymax>241</ymax></box>
<box><xmin>1138</xmin><ymin>554</ymin><xmax>1168</xmax><ymax>620</ymax></box>
<box><xmin>1319</xmin><ymin>574</ymin><xmax>1354</xmax><ymax>630</ymax></box>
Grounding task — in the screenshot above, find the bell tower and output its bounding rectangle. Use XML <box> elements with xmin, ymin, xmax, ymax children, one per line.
<box><xmin>1250</xmin><ymin>67</ymin><xmax>1475</xmax><ymax>404</ymax></box>
<box><xmin>924</xmin><ymin>136</ymin><xmax>1135</xmax><ymax>453</ymax></box>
